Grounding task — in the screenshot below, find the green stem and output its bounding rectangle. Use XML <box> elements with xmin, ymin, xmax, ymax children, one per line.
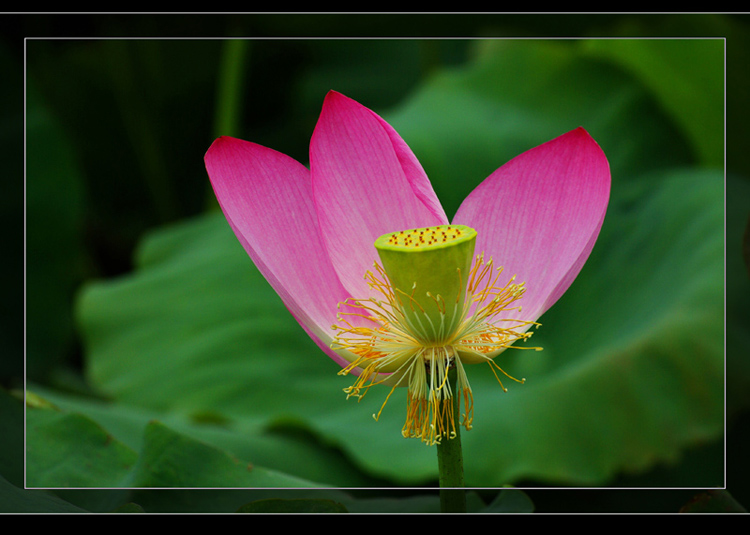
<box><xmin>436</xmin><ymin>368</ymin><xmax>467</xmax><ymax>513</ymax></box>
<box><xmin>213</xmin><ymin>38</ymin><xmax>250</xmax><ymax>140</ymax></box>
<box><xmin>207</xmin><ymin>38</ymin><xmax>250</xmax><ymax>211</ymax></box>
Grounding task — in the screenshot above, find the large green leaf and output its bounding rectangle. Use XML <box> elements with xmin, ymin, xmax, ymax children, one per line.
<box><xmin>128</xmin><ymin>421</ymin><xmax>322</xmax><ymax>488</ymax></box>
<box><xmin>26</xmin><ymin>402</ymin><xmax>138</xmax><ymax>488</ymax></box>
<box><xmin>25</xmin><ymin>394</ymin><xmax>330</xmax><ymax>489</ymax></box>
<box><xmin>67</xmin><ymin>38</ymin><xmax>728</xmax><ymax>488</ymax></box>
<box><xmin>584</xmin><ymin>37</ymin><xmax>724</xmax><ymax>169</ymax></box>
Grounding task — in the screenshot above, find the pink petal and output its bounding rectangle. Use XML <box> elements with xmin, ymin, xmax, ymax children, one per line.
<box><xmin>205</xmin><ymin>136</ymin><xmax>353</xmax><ymax>368</ymax></box>
<box><xmin>453</xmin><ymin>127</ymin><xmax>611</xmax><ymax>324</ymax></box>
<box><xmin>310</xmin><ymin>91</ymin><xmax>449</xmax><ymax>298</ymax></box>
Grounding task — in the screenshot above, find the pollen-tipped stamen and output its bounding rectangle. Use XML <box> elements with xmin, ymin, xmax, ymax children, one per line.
<box><xmin>331</xmin><ymin>225</ymin><xmax>541</xmax><ymax>445</ymax></box>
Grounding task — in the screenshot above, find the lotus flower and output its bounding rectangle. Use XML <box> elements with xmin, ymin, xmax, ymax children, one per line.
<box><xmin>205</xmin><ymin>90</ymin><xmax>610</xmax><ymax>445</ymax></box>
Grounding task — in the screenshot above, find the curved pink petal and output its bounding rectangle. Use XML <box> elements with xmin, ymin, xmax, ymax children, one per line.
<box><xmin>453</xmin><ymin>127</ymin><xmax>611</xmax><ymax>324</ymax></box>
<box><xmin>205</xmin><ymin>136</ymin><xmax>353</xmax><ymax>368</ymax></box>
<box><xmin>310</xmin><ymin>90</ymin><xmax>449</xmax><ymax>298</ymax></box>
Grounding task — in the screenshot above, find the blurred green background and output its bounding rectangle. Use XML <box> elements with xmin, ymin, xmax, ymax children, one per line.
<box><xmin>5</xmin><ymin>14</ymin><xmax>749</xmax><ymax>513</ymax></box>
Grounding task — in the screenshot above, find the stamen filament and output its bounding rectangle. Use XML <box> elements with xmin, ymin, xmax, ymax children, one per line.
<box><xmin>332</xmin><ymin>248</ymin><xmax>540</xmax><ymax>446</ymax></box>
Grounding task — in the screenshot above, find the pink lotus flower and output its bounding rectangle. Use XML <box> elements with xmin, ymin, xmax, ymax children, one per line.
<box><xmin>205</xmin><ymin>90</ymin><xmax>610</xmax><ymax>445</ymax></box>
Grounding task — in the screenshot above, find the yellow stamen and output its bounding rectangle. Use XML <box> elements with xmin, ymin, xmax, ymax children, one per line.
<box><xmin>332</xmin><ymin>252</ymin><xmax>540</xmax><ymax>446</ymax></box>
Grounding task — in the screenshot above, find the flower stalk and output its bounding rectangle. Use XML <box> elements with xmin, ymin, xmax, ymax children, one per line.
<box><xmin>436</xmin><ymin>367</ymin><xmax>467</xmax><ymax>513</ymax></box>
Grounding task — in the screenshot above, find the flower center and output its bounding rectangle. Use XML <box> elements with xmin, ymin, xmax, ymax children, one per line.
<box><xmin>331</xmin><ymin>224</ymin><xmax>539</xmax><ymax>445</ymax></box>
<box><xmin>374</xmin><ymin>225</ymin><xmax>476</xmax><ymax>346</ymax></box>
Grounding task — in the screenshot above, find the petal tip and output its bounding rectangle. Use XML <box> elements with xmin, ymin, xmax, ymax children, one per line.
<box><xmin>205</xmin><ymin>135</ymin><xmax>241</xmax><ymax>161</ymax></box>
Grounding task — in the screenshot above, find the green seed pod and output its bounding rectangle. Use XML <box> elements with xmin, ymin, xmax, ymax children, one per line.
<box><xmin>374</xmin><ymin>225</ymin><xmax>477</xmax><ymax>344</ymax></box>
